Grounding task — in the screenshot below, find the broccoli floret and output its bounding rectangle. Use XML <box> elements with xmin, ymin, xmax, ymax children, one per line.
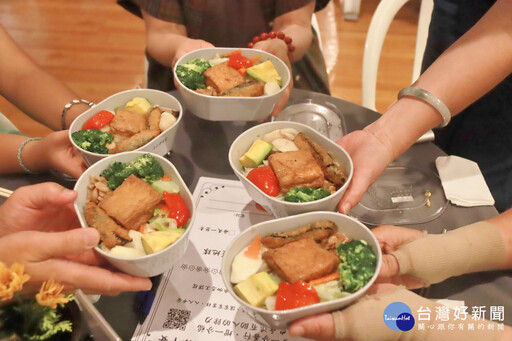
<box><xmin>337</xmin><ymin>240</ymin><xmax>377</xmax><ymax>293</ymax></box>
<box><xmin>283</xmin><ymin>187</ymin><xmax>331</xmax><ymax>203</ymax></box>
<box><xmin>131</xmin><ymin>154</ymin><xmax>164</xmax><ymax>183</ymax></box>
<box><xmin>176</xmin><ymin>58</ymin><xmax>211</xmax><ymax>90</ymax></box>
<box><xmin>101</xmin><ymin>154</ymin><xmax>163</xmax><ymax>190</ymax></box>
<box><xmin>71</xmin><ymin>129</ymin><xmax>113</xmax><ymax>154</ymax></box>
<box><xmin>101</xmin><ymin>161</ymin><xmax>136</xmax><ymax>190</ymax></box>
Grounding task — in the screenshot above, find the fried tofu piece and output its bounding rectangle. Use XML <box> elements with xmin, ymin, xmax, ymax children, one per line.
<box><xmin>99</xmin><ymin>174</ymin><xmax>163</xmax><ymax>229</ymax></box>
<box><xmin>223</xmin><ymin>81</ymin><xmax>264</xmax><ymax>97</ymax></box>
<box><xmin>113</xmin><ymin>130</ymin><xmax>160</xmax><ymax>153</ymax></box>
<box><xmin>110</xmin><ymin>109</ymin><xmax>147</xmax><ymax>136</ymax></box>
<box><xmin>294</xmin><ymin>133</ymin><xmax>346</xmax><ymax>186</ymax></box>
<box><xmin>147</xmin><ymin>107</ymin><xmax>162</xmax><ymax>131</ymax></box>
<box><xmin>262</xmin><ymin>238</ymin><xmax>340</xmax><ymax>283</ymax></box>
<box><xmin>85</xmin><ymin>202</ymin><xmax>132</xmax><ymax>249</ymax></box>
<box><xmin>268</xmin><ymin>150</ymin><xmax>325</xmax><ymax>193</ymax></box>
<box><xmin>203</xmin><ymin>62</ymin><xmax>245</xmax><ymax>93</ymax></box>
<box><xmin>261</xmin><ymin>220</ymin><xmax>337</xmax><ymax>249</ymax></box>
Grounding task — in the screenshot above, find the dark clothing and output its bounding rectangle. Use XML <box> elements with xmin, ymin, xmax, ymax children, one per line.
<box><xmin>118</xmin><ymin>0</ymin><xmax>330</xmax><ymax>94</ymax></box>
<box><xmin>423</xmin><ymin>0</ymin><xmax>512</xmax><ymax>212</ymax></box>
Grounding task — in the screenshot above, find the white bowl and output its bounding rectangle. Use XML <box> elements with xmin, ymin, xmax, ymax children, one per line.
<box><xmin>69</xmin><ymin>89</ymin><xmax>183</xmax><ymax>166</ymax></box>
<box><xmin>228</xmin><ymin>121</ymin><xmax>353</xmax><ymax>217</ymax></box>
<box><xmin>221</xmin><ymin>211</ymin><xmax>382</xmax><ymax>329</ymax></box>
<box><xmin>174</xmin><ymin>47</ymin><xmax>291</xmax><ymax>121</ymax></box>
<box><xmin>73</xmin><ymin>151</ymin><xmax>195</xmax><ymax>277</ymax></box>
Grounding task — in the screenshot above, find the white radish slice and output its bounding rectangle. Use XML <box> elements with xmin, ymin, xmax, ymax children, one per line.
<box><xmin>271</xmin><ymin>138</ymin><xmax>298</xmax><ymax>152</ymax></box>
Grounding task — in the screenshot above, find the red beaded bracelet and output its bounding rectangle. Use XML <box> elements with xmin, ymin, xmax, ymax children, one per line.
<box><xmin>248</xmin><ymin>31</ymin><xmax>295</xmax><ymax>60</ymax></box>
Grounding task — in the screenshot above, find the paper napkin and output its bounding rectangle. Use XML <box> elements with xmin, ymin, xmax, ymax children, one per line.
<box><xmin>435</xmin><ymin>156</ymin><xmax>495</xmax><ymax>207</ymax></box>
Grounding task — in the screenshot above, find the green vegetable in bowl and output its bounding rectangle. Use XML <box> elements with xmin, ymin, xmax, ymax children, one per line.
<box><xmin>131</xmin><ymin>153</ymin><xmax>164</xmax><ymax>183</ymax></box>
<box><xmin>176</xmin><ymin>58</ymin><xmax>211</xmax><ymax>90</ymax></box>
<box><xmin>71</xmin><ymin>129</ymin><xmax>113</xmax><ymax>154</ymax></box>
<box><xmin>337</xmin><ymin>240</ymin><xmax>377</xmax><ymax>293</ymax></box>
<box><xmin>283</xmin><ymin>187</ymin><xmax>331</xmax><ymax>203</ymax></box>
<box><xmin>101</xmin><ymin>154</ymin><xmax>164</xmax><ymax>190</ymax></box>
<box><xmin>313</xmin><ymin>280</ymin><xmax>349</xmax><ymax>302</ymax></box>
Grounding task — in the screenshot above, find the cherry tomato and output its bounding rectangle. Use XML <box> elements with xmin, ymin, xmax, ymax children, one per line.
<box><xmin>246</xmin><ymin>166</ymin><xmax>279</xmax><ymax>197</ymax></box>
<box><xmin>275</xmin><ymin>282</ymin><xmax>320</xmax><ymax>310</ymax></box>
<box><xmin>228</xmin><ymin>55</ymin><xmax>253</xmax><ymax>70</ymax></box>
<box><xmin>163</xmin><ymin>192</ymin><xmax>191</xmax><ymax>227</ymax></box>
<box><xmin>82</xmin><ymin>110</ymin><xmax>114</xmax><ymax>130</ymax></box>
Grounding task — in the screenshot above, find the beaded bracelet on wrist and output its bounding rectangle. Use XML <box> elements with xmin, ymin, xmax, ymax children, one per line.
<box><xmin>248</xmin><ymin>31</ymin><xmax>295</xmax><ymax>60</ymax></box>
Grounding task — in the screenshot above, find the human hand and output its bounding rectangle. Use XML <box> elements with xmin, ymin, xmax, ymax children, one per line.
<box><xmin>172</xmin><ymin>38</ymin><xmax>214</xmax><ymax>88</ymax></box>
<box><xmin>41</xmin><ymin>130</ymin><xmax>87</xmax><ymax>179</ymax></box>
<box><xmin>0</xmin><ymin>182</ymin><xmax>80</xmax><ymax>237</ymax></box>
<box><xmin>372</xmin><ymin>225</ymin><xmax>426</xmax><ymax>288</ymax></box>
<box><xmin>290</xmin><ymin>284</ymin><xmax>505</xmax><ymax>340</ymax></box>
<box><xmin>253</xmin><ymin>39</ymin><xmax>293</xmax><ymax>117</ymax></box>
<box><xmin>289</xmin><ymin>283</ymin><xmax>396</xmax><ymax>340</ymax></box>
<box><xmin>172</xmin><ymin>38</ymin><xmax>214</xmax><ymax>67</ymax></box>
<box><xmin>0</xmin><ymin>228</ymin><xmax>152</xmax><ymax>295</ymax></box>
<box><xmin>336</xmin><ymin>129</ymin><xmax>395</xmax><ymax>214</ymax></box>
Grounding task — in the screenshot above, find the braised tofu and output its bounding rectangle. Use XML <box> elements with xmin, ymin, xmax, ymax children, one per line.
<box><xmin>223</xmin><ymin>81</ymin><xmax>265</xmax><ymax>97</ymax></box>
<box><xmin>262</xmin><ymin>238</ymin><xmax>339</xmax><ymax>283</ymax></box>
<box><xmin>113</xmin><ymin>130</ymin><xmax>160</xmax><ymax>153</ymax></box>
<box><xmin>268</xmin><ymin>150</ymin><xmax>325</xmax><ymax>193</ymax></box>
<box><xmin>110</xmin><ymin>109</ymin><xmax>147</xmax><ymax>136</ymax></box>
<box><xmin>85</xmin><ymin>202</ymin><xmax>132</xmax><ymax>248</ymax></box>
<box><xmin>99</xmin><ymin>174</ymin><xmax>163</xmax><ymax>229</ymax></box>
<box><xmin>203</xmin><ymin>62</ymin><xmax>245</xmax><ymax>93</ymax></box>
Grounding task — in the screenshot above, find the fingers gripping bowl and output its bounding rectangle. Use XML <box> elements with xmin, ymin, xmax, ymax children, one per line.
<box><xmin>174</xmin><ymin>48</ymin><xmax>291</xmax><ymax>121</ymax></box>
<box><xmin>229</xmin><ymin>121</ymin><xmax>353</xmax><ymax>217</ymax></box>
<box><xmin>69</xmin><ymin>89</ymin><xmax>183</xmax><ymax>166</ymax></box>
<box><xmin>221</xmin><ymin>212</ymin><xmax>382</xmax><ymax>329</ymax></box>
<box><xmin>74</xmin><ymin>151</ymin><xmax>195</xmax><ymax>277</ymax></box>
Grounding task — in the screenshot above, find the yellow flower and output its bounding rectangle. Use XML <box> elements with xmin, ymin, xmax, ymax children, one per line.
<box><xmin>36</xmin><ymin>279</ymin><xmax>69</xmax><ymax>309</ymax></box>
<box><xmin>0</xmin><ymin>262</ymin><xmax>30</xmax><ymax>301</ymax></box>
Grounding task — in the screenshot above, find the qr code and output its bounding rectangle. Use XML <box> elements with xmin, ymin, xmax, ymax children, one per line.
<box><xmin>162</xmin><ymin>308</ymin><xmax>191</xmax><ymax>331</ymax></box>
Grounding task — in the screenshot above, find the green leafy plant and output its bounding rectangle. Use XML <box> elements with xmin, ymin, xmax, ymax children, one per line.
<box><xmin>0</xmin><ymin>263</ymin><xmax>73</xmax><ymax>341</ymax></box>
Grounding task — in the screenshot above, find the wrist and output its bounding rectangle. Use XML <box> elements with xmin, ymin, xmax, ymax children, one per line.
<box><xmin>63</xmin><ymin>102</ymin><xmax>92</xmax><ymax>129</ymax></box>
<box><xmin>365</xmin><ymin>98</ymin><xmax>441</xmax><ymax>159</ymax></box>
<box><xmin>20</xmin><ymin>139</ymin><xmax>50</xmax><ymax>173</ymax></box>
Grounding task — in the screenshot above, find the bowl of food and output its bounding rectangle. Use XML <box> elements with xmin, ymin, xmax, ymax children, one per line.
<box><xmin>221</xmin><ymin>211</ymin><xmax>381</xmax><ymax>329</ymax></box>
<box><xmin>228</xmin><ymin>121</ymin><xmax>353</xmax><ymax>217</ymax></box>
<box><xmin>74</xmin><ymin>151</ymin><xmax>194</xmax><ymax>277</ymax></box>
<box><xmin>69</xmin><ymin>89</ymin><xmax>183</xmax><ymax>166</ymax></box>
<box><xmin>174</xmin><ymin>47</ymin><xmax>291</xmax><ymax>121</ymax></box>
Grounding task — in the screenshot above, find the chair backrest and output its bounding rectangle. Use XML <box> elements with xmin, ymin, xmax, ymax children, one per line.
<box><xmin>361</xmin><ymin>0</ymin><xmax>434</xmax><ymax>111</ymax></box>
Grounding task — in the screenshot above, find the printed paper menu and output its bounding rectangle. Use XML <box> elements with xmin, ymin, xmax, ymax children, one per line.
<box><xmin>132</xmin><ymin>177</ymin><xmax>308</xmax><ymax>341</ymax></box>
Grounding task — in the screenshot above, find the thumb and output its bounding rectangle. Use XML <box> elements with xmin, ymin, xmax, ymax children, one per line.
<box><xmin>337</xmin><ymin>180</ymin><xmax>364</xmax><ymax>215</ymax></box>
<box><xmin>378</xmin><ymin>254</ymin><xmax>401</xmax><ymax>278</ymax></box>
<box><xmin>15</xmin><ymin>182</ymin><xmax>77</xmax><ymax>209</ymax></box>
<box><xmin>27</xmin><ymin>228</ymin><xmax>100</xmax><ymax>260</ymax></box>
<box><xmin>289</xmin><ymin>313</ymin><xmax>335</xmax><ymax>339</ymax></box>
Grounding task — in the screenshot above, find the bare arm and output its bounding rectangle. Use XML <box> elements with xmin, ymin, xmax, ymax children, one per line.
<box><xmin>253</xmin><ymin>2</ymin><xmax>315</xmax><ymax>64</ymax></box>
<box><xmin>0</xmin><ymin>132</ymin><xmax>86</xmax><ymax>178</ymax></box>
<box><xmin>142</xmin><ymin>9</ymin><xmax>213</xmax><ymax>68</ymax></box>
<box><xmin>367</xmin><ymin>0</ymin><xmax>512</xmax><ymax>159</ymax></box>
<box><xmin>338</xmin><ymin>0</ymin><xmax>512</xmax><ymax>213</ymax></box>
<box><xmin>0</xmin><ymin>25</ymin><xmax>90</xmax><ymax>130</ymax></box>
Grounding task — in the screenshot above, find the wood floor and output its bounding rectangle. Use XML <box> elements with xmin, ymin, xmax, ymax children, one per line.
<box><xmin>0</xmin><ymin>0</ymin><xmax>419</xmax><ymax>137</ymax></box>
